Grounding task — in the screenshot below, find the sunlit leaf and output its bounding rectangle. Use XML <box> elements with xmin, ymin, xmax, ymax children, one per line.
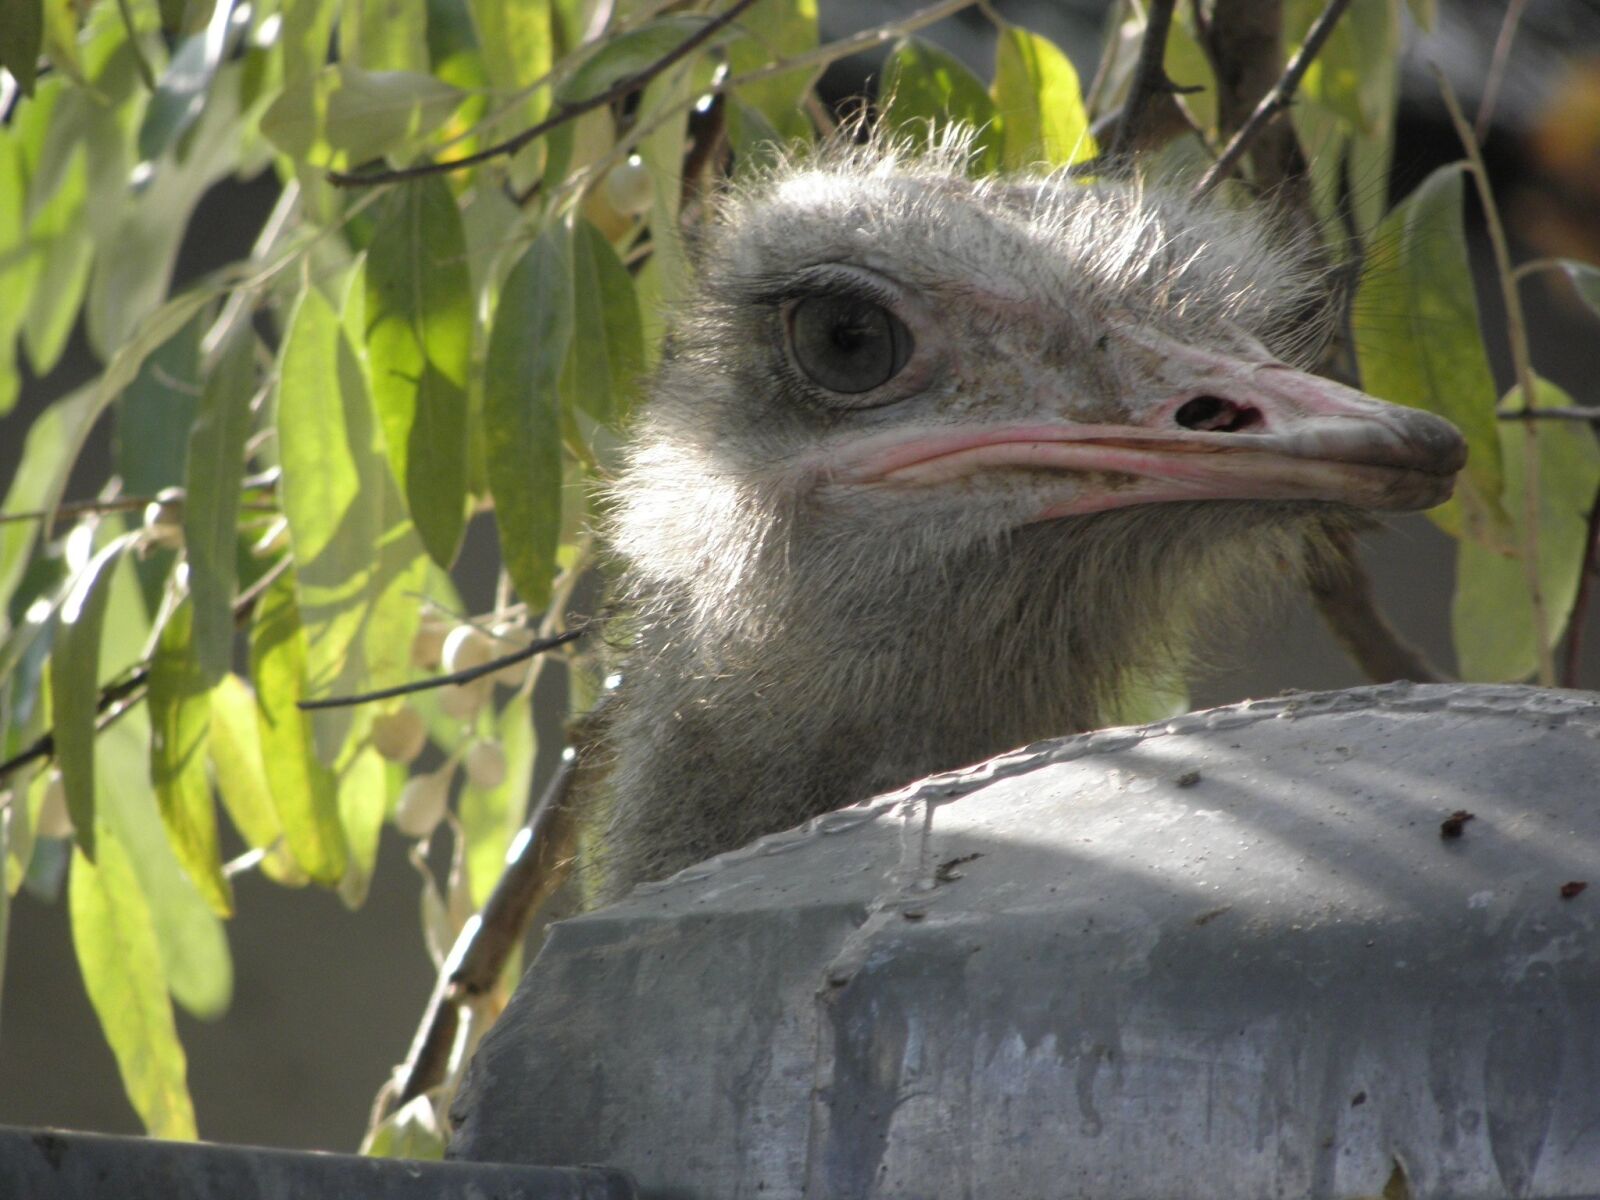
<box><xmin>343</xmin><ymin>0</ymin><xmax>430</xmax><ymax>72</ymax></box>
<box><xmin>69</xmin><ymin>831</ymin><xmax>197</xmax><ymax>1140</ymax></box>
<box><xmin>880</xmin><ymin>37</ymin><xmax>1001</xmax><ymax>172</ymax></box>
<box><xmin>469</xmin><ymin>0</ymin><xmax>553</xmax><ymax>137</ymax></box>
<box><xmin>1454</xmin><ymin>378</ymin><xmax>1600</xmax><ymax>681</ymax></box>
<box><xmin>992</xmin><ymin>25</ymin><xmax>1095</xmax><ymax>169</ymax></box>
<box><xmin>208</xmin><ymin>672</ymin><xmax>303</xmax><ymax>885</ymax></box>
<box><xmin>49</xmin><ymin>534</ymin><xmax>137</xmax><ymax>859</ymax></box>
<box><xmin>1354</xmin><ymin>165</ymin><xmax>1509</xmax><ymax>545</ymax></box>
<box><xmin>362</xmin><ymin>1093</ymin><xmax>447</xmax><ymax>1159</ymax></box>
<box><xmin>485</xmin><ymin>225</ymin><xmax>569</xmax><ymax>609</ymax></box>
<box><xmin>148</xmin><ymin>600</ymin><xmax>232</xmax><ymax>916</ymax></box>
<box><xmin>184</xmin><ymin>324</ymin><xmax>257</xmax><ymax>685</ymax></box>
<box><xmin>725</xmin><ymin>0</ymin><xmax>817</xmax><ymax>142</ymax></box>
<box><xmin>278</xmin><ymin>282</ymin><xmax>428</xmax><ymax>758</ymax></box>
<box><xmin>562</xmin><ymin>218</ymin><xmax>644</xmax><ymax>427</ymax></box>
<box><xmin>366</xmin><ymin>177</ymin><xmax>472</xmax><ymax>567</ymax></box>
<box><xmin>249</xmin><ymin>568</ymin><xmax>349</xmax><ymax>885</ymax></box>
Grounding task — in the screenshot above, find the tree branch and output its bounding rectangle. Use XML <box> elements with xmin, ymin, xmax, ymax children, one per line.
<box><xmin>296</xmin><ymin>629</ymin><xmax>584</xmax><ymax>710</ymax></box>
<box><xmin>1192</xmin><ymin>0</ymin><xmax>1352</xmax><ymax>199</ymax></box>
<box><xmin>1104</xmin><ymin>0</ymin><xmax>1181</xmax><ymax>170</ymax></box>
<box><xmin>328</xmin><ymin>0</ymin><xmax>762</xmax><ymax>187</ymax></box>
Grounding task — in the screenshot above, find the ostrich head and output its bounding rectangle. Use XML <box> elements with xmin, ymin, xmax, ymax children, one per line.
<box><xmin>594</xmin><ymin>138</ymin><xmax>1465</xmax><ymax>897</ymax></box>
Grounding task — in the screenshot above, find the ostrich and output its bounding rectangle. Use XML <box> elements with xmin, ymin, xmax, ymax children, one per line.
<box><xmin>582</xmin><ymin>137</ymin><xmax>1465</xmax><ymax>902</ymax></box>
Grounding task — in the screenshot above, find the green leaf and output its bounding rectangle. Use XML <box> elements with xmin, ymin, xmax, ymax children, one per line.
<box><xmin>148</xmin><ymin>599</ymin><xmax>232</xmax><ymax>916</ymax></box>
<box><xmin>1453</xmin><ymin>378</ymin><xmax>1600</xmax><ymax>681</ymax></box>
<box><xmin>556</xmin><ymin>15</ymin><xmax>707</xmax><ymax>105</ymax></box>
<box><xmin>724</xmin><ymin>0</ymin><xmax>817</xmax><ymax>142</ymax></box>
<box><xmin>1</xmin><ymin>387</ymin><xmax>97</xmax><ymax>618</ymax></box>
<box><xmin>880</xmin><ymin>37</ymin><xmax>1001</xmax><ymax>171</ymax></box>
<box><xmin>343</xmin><ymin>0</ymin><xmax>430</xmax><ymax>72</ymax></box>
<box><xmin>1354</xmin><ymin>165</ymin><xmax>1509</xmax><ymax>545</ymax></box>
<box><xmin>114</xmin><ymin>310</ymin><xmax>204</xmax><ymax>500</ymax></box>
<box><xmin>366</xmin><ymin>177</ymin><xmax>473</xmax><ymax>567</ymax></box>
<box><xmin>362</xmin><ymin>1094</ymin><xmax>447</xmax><ymax>1159</ymax></box>
<box><xmin>562</xmin><ymin>218</ymin><xmax>644</xmax><ymax>427</ymax></box>
<box><xmin>137</xmin><ymin>0</ymin><xmax>238</xmax><ymax>161</ymax></box>
<box><xmin>69</xmin><ymin>832</ymin><xmax>197</xmax><ymax>1140</ymax></box>
<box><xmin>209</xmin><ymin>673</ymin><xmax>304</xmax><ymax>886</ymax></box>
<box><xmin>49</xmin><ymin>534</ymin><xmax>137</xmax><ymax>860</ymax></box>
<box><xmin>277</xmin><ymin>282</ymin><xmax>428</xmax><ymax>758</ymax></box>
<box><xmin>485</xmin><ymin>225</ymin><xmax>571</xmax><ymax>610</ymax></box>
<box><xmin>469</xmin><ymin>0</ymin><xmax>552</xmax><ymax>134</ymax></box>
<box><xmin>0</xmin><ymin>0</ymin><xmax>43</xmax><ymax>94</ymax></box>
<box><xmin>184</xmin><ymin>324</ymin><xmax>257</xmax><ymax>686</ymax></box>
<box><xmin>991</xmin><ymin>25</ymin><xmax>1096</xmax><ymax>169</ymax></box>
<box><xmin>323</xmin><ymin>66</ymin><xmax>465</xmax><ymax>164</ymax></box>
<box><xmin>336</xmin><ymin>742</ymin><xmax>387</xmax><ymax>908</ymax></box>
<box><xmin>98</xmin><ymin>711</ymin><xmax>232</xmax><ymax>1020</ymax></box>
<box><xmin>1561</xmin><ymin>260</ymin><xmax>1600</xmax><ymax>320</ymax></box>
<box><xmin>459</xmin><ymin>691</ymin><xmax>534</xmax><ymax>908</ymax></box>
<box><xmin>249</xmin><ymin>568</ymin><xmax>349</xmax><ymax>885</ymax></box>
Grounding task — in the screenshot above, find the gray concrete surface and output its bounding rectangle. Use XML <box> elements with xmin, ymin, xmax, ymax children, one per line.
<box><xmin>452</xmin><ymin>683</ymin><xmax>1600</xmax><ymax>1200</ymax></box>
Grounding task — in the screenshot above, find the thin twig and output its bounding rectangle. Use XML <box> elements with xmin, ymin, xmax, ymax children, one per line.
<box><xmin>1309</xmin><ymin>529</ymin><xmax>1447</xmax><ymax>684</ymax></box>
<box><xmin>1497</xmin><ymin>407</ymin><xmax>1600</xmax><ymax>423</ymax></box>
<box><xmin>297</xmin><ymin>629</ymin><xmax>585</xmax><ymax>710</ymax></box>
<box><xmin>1474</xmin><ymin>0</ymin><xmax>1529</xmax><ymax>143</ymax></box>
<box><xmin>328</xmin><ymin>0</ymin><xmax>763</xmax><ymax>187</ymax></box>
<box><xmin>1436</xmin><ymin>70</ymin><xmax>1554</xmax><ymax>686</ymax></box>
<box><xmin>1191</xmin><ymin>0</ymin><xmax>1352</xmax><ymax>199</ymax></box>
<box><xmin>1561</xmin><ymin>482</ymin><xmax>1600</xmax><ymax>688</ymax></box>
<box><xmin>1105</xmin><ymin>0</ymin><xmax>1180</xmax><ymax>168</ymax></box>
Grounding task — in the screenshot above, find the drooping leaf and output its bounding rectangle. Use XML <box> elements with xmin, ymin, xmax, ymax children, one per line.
<box><xmin>209</xmin><ymin>673</ymin><xmax>304</xmax><ymax>886</ymax></box>
<box><xmin>881</xmin><ymin>37</ymin><xmax>1001</xmax><ymax>172</ymax></box>
<box><xmin>137</xmin><ymin>0</ymin><xmax>238</xmax><ymax>161</ymax></box>
<box><xmin>562</xmin><ymin>218</ymin><xmax>644</xmax><ymax>427</ymax></box>
<box><xmin>459</xmin><ymin>691</ymin><xmax>534</xmax><ymax>908</ymax></box>
<box><xmin>336</xmin><ymin>742</ymin><xmax>387</xmax><ymax>908</ymax></box>
<box><xmin>114</xmin><ymin>310</ymin><xmax>204</xmax><ymax>501</ymax></box>
<box><xmin>469</xmin><ymin>0</ymin><xmax>553</xmax><ymax>136</ymax></box>
<box><xmin>485</xmin><ymin>225</ymin><xmax>571</xmax><ymax>610</ymax></box>
<box><xmin>49</xmin><ymin>534</ymin><xmax>137</xmax><ymax>859</ymax></box>
<box><xmin>992</xmin><ymin>25</ymin><xmax>1096</xmax><ymax>169</ymax></box>
<box><xmin>184</xmin><ymin>323</ymin><xmax>257</xmax><ymax>685</ymax></box>
<box><xmin>1453</xmin><ymin>378</ymin><xmax>1600</xmax><ymax>682</ymax></box>
<box><xmin>69</xmin><ymin>831</ymin><xmax>197</xmax><ymax>1140</ymax></box>
<box><xmin>366</xmin><ymin>177</ymin><xmax>473</xmax><ymax>567</ymax></box>
<box><xmin>1</xmin><ymin>386</ymin><xmax>99</xmax><ymax>618</ymax></box>
<box><xmin>148</xmin><ymin>599</ymin><xmax>232</xmax><ymax>916</ymax></box>
<box><xmin>343</xmin><ymin>0</ymin><xmax>430</xmax><ymax>72</ymax></box>
<box><xmin>555</xmin><ymin>15</ymin><xmax>707</xmax><ymax>105</ymax></box>
<box><xmin>1354</xmin><ymin>165</ymin><xmax>1509</xmax><ymax>545</ymax></box>
<box><xmin>277</xmin><ymin>282</ymin><xmax>428</xmax><ymax>759</ymax></box>
<box><xmin>98</xmin><ymin>711</ymin><xmax>233</xmax><ymax>1020</ymax></box>
<box><xmin>249</xmin><ymin>569</ymin><xmax>349</xmax><ymax>885</ymax></box>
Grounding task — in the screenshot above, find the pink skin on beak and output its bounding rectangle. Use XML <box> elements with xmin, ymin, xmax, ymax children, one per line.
<box><xmin>838</xmin><ymin>337</ymin><xmax>1467</xmax><ymax>518</ymax></box>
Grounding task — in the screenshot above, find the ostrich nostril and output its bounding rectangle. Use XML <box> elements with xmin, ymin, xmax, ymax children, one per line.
<box><xmin>1175</xmin><ymin>395</ymin><xmax>1263</xmax><ymax>433</ymax></box>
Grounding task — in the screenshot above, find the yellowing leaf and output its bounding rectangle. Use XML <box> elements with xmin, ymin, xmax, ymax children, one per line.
<box><xmin>249</xmin><ymin>568</ymin><xmax>348</xmax><ymax>884</ymax></box>
<box><xmin>69</xmin><ymin>832</ymin><xmax>197</xmax><ymax>1140</ymax></box>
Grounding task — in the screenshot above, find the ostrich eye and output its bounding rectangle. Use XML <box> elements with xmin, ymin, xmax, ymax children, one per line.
<box><xmin>788</xmin><ymin>295</ymin><xmax>914</xmax><ymax>395</ymax></box>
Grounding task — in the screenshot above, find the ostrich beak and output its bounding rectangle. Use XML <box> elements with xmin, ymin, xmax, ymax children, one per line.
<box><xmin>842</xmin><ymin>339</ymin><xmax>1466</xmax><ymax>518</ymax></box>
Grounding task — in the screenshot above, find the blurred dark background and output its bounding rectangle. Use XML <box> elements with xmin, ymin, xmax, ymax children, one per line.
<box><xmin>2</xmin><ymin>0</ymin><xmax>1598</xmax><ymax>1151</ymax></box>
